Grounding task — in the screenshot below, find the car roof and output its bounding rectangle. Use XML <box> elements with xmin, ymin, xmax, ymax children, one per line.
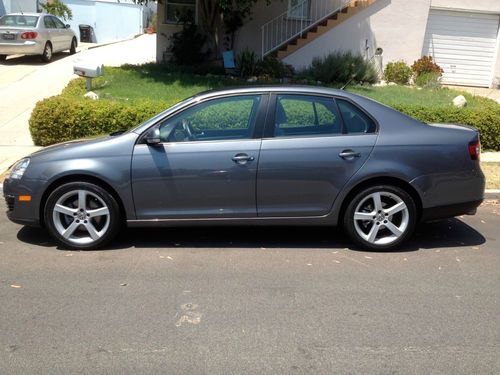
<box><xmin>3</xmin><ymin>13</ymin><xmax>43</xmax><ymax>16</ymax></box>
<box><xmin>193</xmin><ymin>85</ymin><xmax>354</xmax><ymax>100</ymax></box>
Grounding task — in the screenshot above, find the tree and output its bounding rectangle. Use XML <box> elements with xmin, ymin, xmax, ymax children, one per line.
<box><xmin>40</xmin><ymin>0</ymin><xmax>73</xmax><ymax>21</ymax></box>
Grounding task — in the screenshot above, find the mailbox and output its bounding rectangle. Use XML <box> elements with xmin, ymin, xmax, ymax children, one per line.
<box><xmin>73</xmin><ymin>61</ymin><xmax>104</xmax><ymax>92</ymax></box>
<box><xmin>73</xmin><ymin>62</ymin><xmax>104</xmax><ymax>78</ymax></box>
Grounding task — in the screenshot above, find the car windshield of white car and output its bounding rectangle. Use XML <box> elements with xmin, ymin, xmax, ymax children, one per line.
<box><xmin>0</xmin><ymin>15</ymin><xmax>39</xmax><ymax>27</ymax></box>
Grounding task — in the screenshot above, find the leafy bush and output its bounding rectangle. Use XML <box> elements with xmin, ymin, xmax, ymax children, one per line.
<box><xmin>302</xmin><ymin>51</ymin><xmax>378</xmax><ymax>85</ymax></box>
<box><xmin>384</xmin><ymin>61</ymin><xmax>412</xmax><ymax>85</ymax></box>
<box><xmin>415</xmin><ymin>72</ymin><xmax>441</xmax><ymax>89</ymax></box>
<box><xmin>411</xmin><ymin>56</ymin><xmax>443</xmax><ymax>77</ymax></box>
<box><xmin>256</xmin><ymin>55</ymin><xmax>293</xmax><ymax>78</ymax></box>
<box><xmin>393</xmin><ymin>103</ymin><xmax>500</xmax><ymax>151</ymax></box>
<box><xmin>235</xmin><ymin>49</ymin><xmax>258</xmax><ymax>77</ymax></box>
<box><xmin>29</xmin><ymin>97</ymin><xmax>170</xmax><ymax>146</ymax></box>
<box><xmin>39</xmin><ymin>0</ymin><xmax>72</xmax><ymax>21</ymax></box>
<box><xmin>170</xmin><ymin>21</ymin><xmax>206</xmax><ymax>65</ymax></box>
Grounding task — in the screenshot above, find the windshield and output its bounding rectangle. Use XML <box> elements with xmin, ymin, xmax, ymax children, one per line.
<box><xmin>0</xmin><ymin>15</ymin><xmax>39</xmax><ymax>27</ymax></box>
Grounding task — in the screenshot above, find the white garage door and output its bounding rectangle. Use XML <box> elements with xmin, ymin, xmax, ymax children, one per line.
<box><xmin>423</xmin><ymin>9</ymin><xmax>500</xmax><ymax>87</ymax></box>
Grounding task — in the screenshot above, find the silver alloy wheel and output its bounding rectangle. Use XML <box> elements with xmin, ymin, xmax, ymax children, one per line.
<box><xmin>52</xmin><ymin>190</ymin><xmax>110</xmax><ymax>245</ymax></box>
<box><xmin>353</xmin><ymin>191</ymin><xmax>409</xmax><ymax>245</ymax></box>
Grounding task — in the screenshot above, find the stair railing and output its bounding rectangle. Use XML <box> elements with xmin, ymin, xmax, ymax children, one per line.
<box><xmin>261</xmin><ymin>0</ymin><xmax>352</xmax><ymax>57</ymax></box>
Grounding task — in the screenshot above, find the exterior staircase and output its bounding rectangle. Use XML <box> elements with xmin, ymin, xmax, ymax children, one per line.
<box><xmin>261</xmin><ymin>0</ymin><xmax>377</xmax><ymax>60</ymax></box>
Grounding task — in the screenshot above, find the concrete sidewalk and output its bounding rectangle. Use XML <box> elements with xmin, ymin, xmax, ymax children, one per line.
<box><xmin>0</xmin><ymin>34</ymin><xmax>156</xmax><ymax>173</ymax></box>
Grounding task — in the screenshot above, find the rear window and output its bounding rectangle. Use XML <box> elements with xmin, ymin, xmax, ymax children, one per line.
<box><xmin>0</xmin><ymin>15</ymin><xmax>39</xmax><ymax>27</ymax></box>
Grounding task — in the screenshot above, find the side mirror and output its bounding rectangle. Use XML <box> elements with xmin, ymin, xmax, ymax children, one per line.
<box><xmin>145</xmin><ymin>128</ymin><xmax>161</xmax><ymax>145</ymax></box>
<box><xmin>65</xmin><ymin>24</ymin><xmax>71</xmax><ymax>29</ymax></box>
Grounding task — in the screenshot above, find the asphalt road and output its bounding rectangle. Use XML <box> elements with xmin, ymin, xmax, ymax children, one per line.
<box><xmin>0</xmin><ymin>200</ymin><xmax>499</xmax><ymax>374</ymax></box>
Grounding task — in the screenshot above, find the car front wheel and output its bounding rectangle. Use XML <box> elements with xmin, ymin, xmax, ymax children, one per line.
<box><xmin>44</xmin><ymin>182</ymin><xmax>121</xmax><ymax>249</ymax></box>
<box><xmin>343</xmin><ymin>185</ymin><xmax>417</xmax><ymax>251</ymax></box>
<box><xmin>0</xmin><ymin>54</ymin><xmax>6</xmax><ymax>62</ymax></box>
<box><xmin>69</xmin><ymin>38</ymin><xmax>77</xmax><ymax>54</ymax></box>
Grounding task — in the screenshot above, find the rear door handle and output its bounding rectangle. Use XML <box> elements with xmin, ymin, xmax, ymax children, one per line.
<box><xmin>339</xmin><ymin>150</ymin><xmax>361</xmax><ymax>159</ymax></box>
<box><xmin>232</xmin><ymin>153</ymin><xmax>255</xmax><ymax>164</ymax></box>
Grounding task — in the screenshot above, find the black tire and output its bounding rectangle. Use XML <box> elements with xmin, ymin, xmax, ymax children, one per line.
<box><xmin>343</xmin><ymin>185</ymin><xmax>417</xmax><ymax>251</ymax></box>
<box><xmin>69</xmin><ymin>38</ymin><xmax>77</xmax><ymax>55</ymax></box>
<box><xmin>0</xmin><ymin>55</ymin><xmax>6</xmax><ymax>62</ymax></box>
<box><xmin>44</xmin><ymin>182</ymin><xmax>121</xmax><ymax>250</ymax></box>
<box><xmin>41</xmin><ymin>42</ymin><xmax>52</xmax><ymax>62</ymax></box>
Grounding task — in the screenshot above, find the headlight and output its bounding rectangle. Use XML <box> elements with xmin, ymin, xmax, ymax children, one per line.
<box><xmin>9</xmin><ymin>158</ymin><xmax>30</xmax><ymax>180</ymax></box>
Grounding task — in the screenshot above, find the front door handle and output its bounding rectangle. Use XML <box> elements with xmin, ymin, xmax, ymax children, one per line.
<box><xmin>339</xmin><ymin>150</ymin><xmax>361</xmax><ymax>159</ymax></box>
<box><xmin>232</xmin><ymin>153</ymin><xmax>255</xmax><ymax>164</ymax></box>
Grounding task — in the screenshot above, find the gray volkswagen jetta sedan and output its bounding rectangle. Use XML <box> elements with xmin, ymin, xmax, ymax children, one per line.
<box><xmin>3</xmin><ymin>86</ymin><xmax>484</xmax><ymax>250</ymax></box>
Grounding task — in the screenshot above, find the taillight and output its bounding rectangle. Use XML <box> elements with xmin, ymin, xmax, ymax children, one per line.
<box><xmin>21</xmin><ymin>32</ymin><xmax>38</xmax><ymax>40</ymax></box>
<box><xmin>468</xmin><ymin>140</ymin><xmax>480</xmax><ymax>161</ymax></box>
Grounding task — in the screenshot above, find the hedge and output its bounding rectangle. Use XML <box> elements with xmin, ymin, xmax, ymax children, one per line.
<box><xmin>29</xmin><ymin>97</ymin><xmax>172</xmax><ymax>146</ymax></box>
<box><xmin>29</xmin><ymin>95</ymin><xmax>500</xmax><ymax>150</ymax></box>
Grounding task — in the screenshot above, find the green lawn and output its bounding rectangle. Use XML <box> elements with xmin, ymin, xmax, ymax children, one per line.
<box><xmin>64</xmin><ymin>64</ymin><xmax>494</xmax><ymax>109</ymax></box>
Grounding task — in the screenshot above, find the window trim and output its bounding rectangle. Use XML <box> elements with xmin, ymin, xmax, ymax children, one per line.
<box><xmin>264</xmin><ymin>93</ymin><xmax>379</xmax><ymax>139</ymax></box>
<box><xmin>137</xmin><ymin>93</ymin><xmax>270</xmax><ymax>145</ymax></box>
<box><xmin>164</xmin><ymin>0</ymin><xmax>197</xmax><ymax>24</ymax></box>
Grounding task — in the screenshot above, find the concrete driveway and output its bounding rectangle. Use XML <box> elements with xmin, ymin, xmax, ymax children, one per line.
<box><xmin>0</xmin><ymin>34</ymin><xmax>156</xmax><ymax>173</ymax></box>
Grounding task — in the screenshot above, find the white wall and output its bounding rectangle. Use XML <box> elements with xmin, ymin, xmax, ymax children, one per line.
<box><xmin>64</xmin><ymin>0</ymin><xmax>143</xmax><ymax>44</ymax></box>
<box><xmin>431</xmin><ymin>0</ymin><xmax>500</xmax><ymax>13</ymax></box>
<box><xmin>283</xmin><ymin>0</ymin><xmax>432</xmax><ymax>70</ymax></box>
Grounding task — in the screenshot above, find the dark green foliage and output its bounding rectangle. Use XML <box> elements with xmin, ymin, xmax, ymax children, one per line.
<box><xmin>39</xmin><ymin>0</ymin><xmax>73</xmax><ymax>21</ymax></box>
<box><xmin>170</xmin><ymin>20</ymin><xmax>206</xmax><ymax>65</ymax></box>
<box><xmin>384</xmin><ymin>61</ymin><xmax>412</xmax><ymax>84</ymax></box>
<box><xmin>415</xmin><ymin>72</ymin><xmax>441</xmax><ymax>89</ymax></box>
<box><xmin>235</xmin><ymin>49</ymin><xmax>258</xmax><ymax>77</ymax></box>
<box><xmin>300</xmin><ymin>51</ymin><xmax>378</xmax><ymax>85</ymax></box>
<box><xmin>256</xmin><ymin>55</ymin><xmax>293</xmax><ymax>78</ymax></box>
<box><xmin>29</xmin><ymin>97</ymin><xmax>170</xmax><ymax>146</ymax></box>
<box><xmin>393</xmin><ymin>103</ymin><xmax>500</xmax><ymax>151</ymax></box>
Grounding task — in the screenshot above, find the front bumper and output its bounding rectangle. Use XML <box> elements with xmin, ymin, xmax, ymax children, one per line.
<box><xmin>3</xmin><ymin>177</ymin><xmax>43</xmax><ymax>227</ymax></box>
<box><xmin>0</xmin><ymin>40</ymin><xmax>44</xmax><ymax>56</ymax></box>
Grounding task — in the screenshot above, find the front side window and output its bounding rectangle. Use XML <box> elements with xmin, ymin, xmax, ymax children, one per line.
<box><xmin>337</xmin><ymin>99</ymin><xmax>376</xmax><ymax>134</ymax></box>
<box><xmin>44</xmin><ymin>16</ymin><xmax>56</xmax><ymax>29</ymax></box>
<box><xmin>159</xmin><ymin>95</ymin><xmax>261</xmax><ymax>142</ymax></box>
<box><xmin>165</xmin><ymin>0</ymin><xmax>196</xmax><ymax>23</ymax></box>
<box><xmin>274</xmin><ymin>95</ymin><xmax>342</xmax><ymax>137</ymax></box>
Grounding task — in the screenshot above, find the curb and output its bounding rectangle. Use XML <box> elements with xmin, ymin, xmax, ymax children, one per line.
<box><xmin>484</xmin><ymin>189</ymin><xmax>500</xmax><ymax>199</ymax></box>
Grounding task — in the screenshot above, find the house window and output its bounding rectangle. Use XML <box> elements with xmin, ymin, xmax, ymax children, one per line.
<box><xmin>287</xmin><ymin>0</ymin><xmax>310</xmax><ymax>19</ymax></box>
<box><xmin>165</xmin><ymin>0</ymin><xmax>196</xmax><ymax>23</ymax></box>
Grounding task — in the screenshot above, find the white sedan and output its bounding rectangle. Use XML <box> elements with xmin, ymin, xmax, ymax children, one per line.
<box><xmin>0</xmin><ymin>13</ymin><xmax>77</xmax><ymax>62</ymax></box>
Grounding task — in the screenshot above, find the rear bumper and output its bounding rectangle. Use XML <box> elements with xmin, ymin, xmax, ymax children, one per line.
<box><xmin>421</xmin><ymin>199</ymin><xmax>482</xmax><ymax>222</ymax></box>
<box><xmin>0</xmin><ymin>41</ymin><xmax>44</xmax><ymax>55</ymax></box>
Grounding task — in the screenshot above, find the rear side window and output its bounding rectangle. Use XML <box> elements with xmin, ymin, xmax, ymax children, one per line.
<box><xmin>274</xmin><ymin>95</ymin><xmax>342</xmax><ymax>137</ymax></box>
<box><xmin>337</xmin><ymin>99</ymin><xmax>376</xmax><ymax>134</ymax></box>
<box><xmin>44</xmin><ymin>16</ymin><xmax>56</xmax><ymax>29</ymax></box>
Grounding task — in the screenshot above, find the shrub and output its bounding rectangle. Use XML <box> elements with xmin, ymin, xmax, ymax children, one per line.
<box><xmin>256</xmin><ymin>55</ymin><xmax>293</xmax><ymax>78</ymax></box>
<box><xmin>393</xmin><ymin>103</ymin><xmax>500</xmax><ymax>151</ymax></box>
<box><xmin>411</xmin><ymin>56</ymin><xmax>443</xmax><ymax>77</ymax></box>
<box><xmin>415</xmin><ymin>72</ymin><xmax>441</xmax><ymax>89</ymax></box>
<box><xmin>29</xmin><ymin>97</ymin><xmax>170</xmax><ymax>146</ymax></box>
<box><xmin>302</xmin><ymin>51</ymin><xmax>378</xmax><ymax>85</ymax></box>
<box><xmin>170</xmin><ymin>21</ymin><xmax>206</xmax><ymax>65</ymax></box>
<box><xmin>235</xmin><ymin>49</ymin><xmax>258</xmax><ymax>77</ymax></box>
<box><xmin>384</xmin><ymin>61</ymin><xmax>412</xmax><ymax>85</ymax></box>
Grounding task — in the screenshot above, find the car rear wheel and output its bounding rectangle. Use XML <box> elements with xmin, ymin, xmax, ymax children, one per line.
<box><xmin>343</xmin><ymin>185</ymin><xmax>417</xmax><ymax>251</ymax></box>
<box><xmin>69</xmin><ymin>38</ymin><xmax>77</xmax><ymax>54</ymax></box>
<box><xmin>41</xmin><ymin>42</ymin><xmax>52</xmax><ymax>62</ymax></box>
<box><xmin>0</xmin><ymin>55</ymin><xmax>6</xmax><ymax>62</ymax></box>
<box><xmin>44</xmin><ymin>182</ymin><xmax>121</xmax><ymax>250</ymax></box>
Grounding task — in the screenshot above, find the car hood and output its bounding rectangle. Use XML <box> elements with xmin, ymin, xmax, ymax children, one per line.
<box><xmin>29</xmin><ymin>136</ymin><xmax>111</xmax><ymax>158</ymax></box>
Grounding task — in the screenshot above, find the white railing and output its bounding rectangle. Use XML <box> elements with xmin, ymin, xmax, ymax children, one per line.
<box><xmin>261</xmin><ymin>0</ymin><xmax>352</xmax><ymax>57</ymax></box>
